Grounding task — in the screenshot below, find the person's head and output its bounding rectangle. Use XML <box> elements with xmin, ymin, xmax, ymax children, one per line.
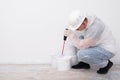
<box><xmin>76</xmin><ymin>18</ymin><xmax>88</xmax><ymax>31</ymax></box>
<box><xmin>68</xmin><ymin>10</ymin><xmax>88</xmax><ymax>31</ymax></box>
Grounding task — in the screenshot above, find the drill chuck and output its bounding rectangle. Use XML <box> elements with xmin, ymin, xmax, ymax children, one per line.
<box><xmin>64</xmin><ymin>36</ymin><xmax>67</xmax><ymax>41</ymax></box>
<box><xmin>63</xmin><ymin>28</ymin><xmax>68</xmax><ymax>41</ymax></box>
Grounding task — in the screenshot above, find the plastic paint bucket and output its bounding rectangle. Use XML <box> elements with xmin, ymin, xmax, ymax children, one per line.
<box><xmin>51</xmin><ymin>55</ymin><xmax>60</xmax><ymax>68</ymax></box>
<box><xmin>57</xmin><ymin>56</ymin><xmax>71</xmax><ymax>71</ymax></box>
<box><xmin>51</xmin><ymin>54</ymin><xmax>78</xmax><ymax>71</ymax></box>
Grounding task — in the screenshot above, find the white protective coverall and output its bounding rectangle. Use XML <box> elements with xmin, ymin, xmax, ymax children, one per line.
<box><xmin>64</xmin><ymin>14</ymin><xmax>116</xmax><ymax>69</ymax></box>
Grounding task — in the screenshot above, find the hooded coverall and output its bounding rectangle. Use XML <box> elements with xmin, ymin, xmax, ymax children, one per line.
<box><xmin>64</xmin><ymin>15</ymin><xmax>116</xmax><ymax>69</ymax></box>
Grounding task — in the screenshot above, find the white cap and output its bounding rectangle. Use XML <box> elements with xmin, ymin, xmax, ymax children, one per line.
<box><xmin>68</xmin><ymin>11</ymin><xmax>86</xmax><ymax>31</ymax></box>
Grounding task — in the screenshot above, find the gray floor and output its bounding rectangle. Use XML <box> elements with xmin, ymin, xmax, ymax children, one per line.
<box><xmin>0</xmin><ymin>64</ymin><xmax>120</xmax><ymax>80</ymax></box>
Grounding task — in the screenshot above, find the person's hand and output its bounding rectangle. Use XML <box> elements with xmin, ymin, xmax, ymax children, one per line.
<box><xmin>64</xmin><ymin>29</ymin><xmax>73</xmax><ymax>37</ymax></box>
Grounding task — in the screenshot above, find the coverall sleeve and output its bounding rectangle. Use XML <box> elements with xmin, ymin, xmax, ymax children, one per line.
<box><xmin>69</xmin><ymin>20</ymin><xmax>105</xmax><ymax>49</ymax></box>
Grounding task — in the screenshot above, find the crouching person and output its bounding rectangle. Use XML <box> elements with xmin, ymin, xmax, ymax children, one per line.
<box><xmin>64</xmin><ymin>11</ymin><xmax>116</xmax><ymax>74</ymax></box>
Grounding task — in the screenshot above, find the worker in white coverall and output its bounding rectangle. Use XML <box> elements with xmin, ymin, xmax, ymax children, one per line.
<box><xmin>64</xmin><ymin>11</ymin><xmax>116</xmax><ymax>74</ymax></box>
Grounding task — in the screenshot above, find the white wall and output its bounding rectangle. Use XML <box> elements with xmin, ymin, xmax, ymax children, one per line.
<box><xmin>0</xmin><ymin>0</ymin><xmax>120</xmax><ymax>64</ymax></box>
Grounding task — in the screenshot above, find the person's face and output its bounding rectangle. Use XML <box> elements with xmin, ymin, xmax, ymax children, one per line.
<box><xmin>76</xmin><ymin>18</ymin><xmax>88</xmax><ymax>31</ymax></box>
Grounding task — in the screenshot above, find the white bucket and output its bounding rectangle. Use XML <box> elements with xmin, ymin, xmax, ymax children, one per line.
<box><xmin>51</xmin><ymin>54</ymin><xmax>60</xmax><ymax>68</ymax></box>
<box><xmin>51</xmin><ymin>54</ymin><xmax>78</xmax><ymax>71</ymax></box>
<box><xmin>57</xmin><ymin>56</ymin><xmax>71</xmax><ymax>71</ymax></box>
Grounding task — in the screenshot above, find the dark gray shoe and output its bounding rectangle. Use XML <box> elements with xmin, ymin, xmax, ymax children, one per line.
<box><xmin>72</xmin><ymin>62</ymin><xmax>90</xmax><ymax>69</ymax></box>
<box><xmin>97</xmin><ymin>60</ymin><xmax>113</xmax><ymax>74</ymax></box>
